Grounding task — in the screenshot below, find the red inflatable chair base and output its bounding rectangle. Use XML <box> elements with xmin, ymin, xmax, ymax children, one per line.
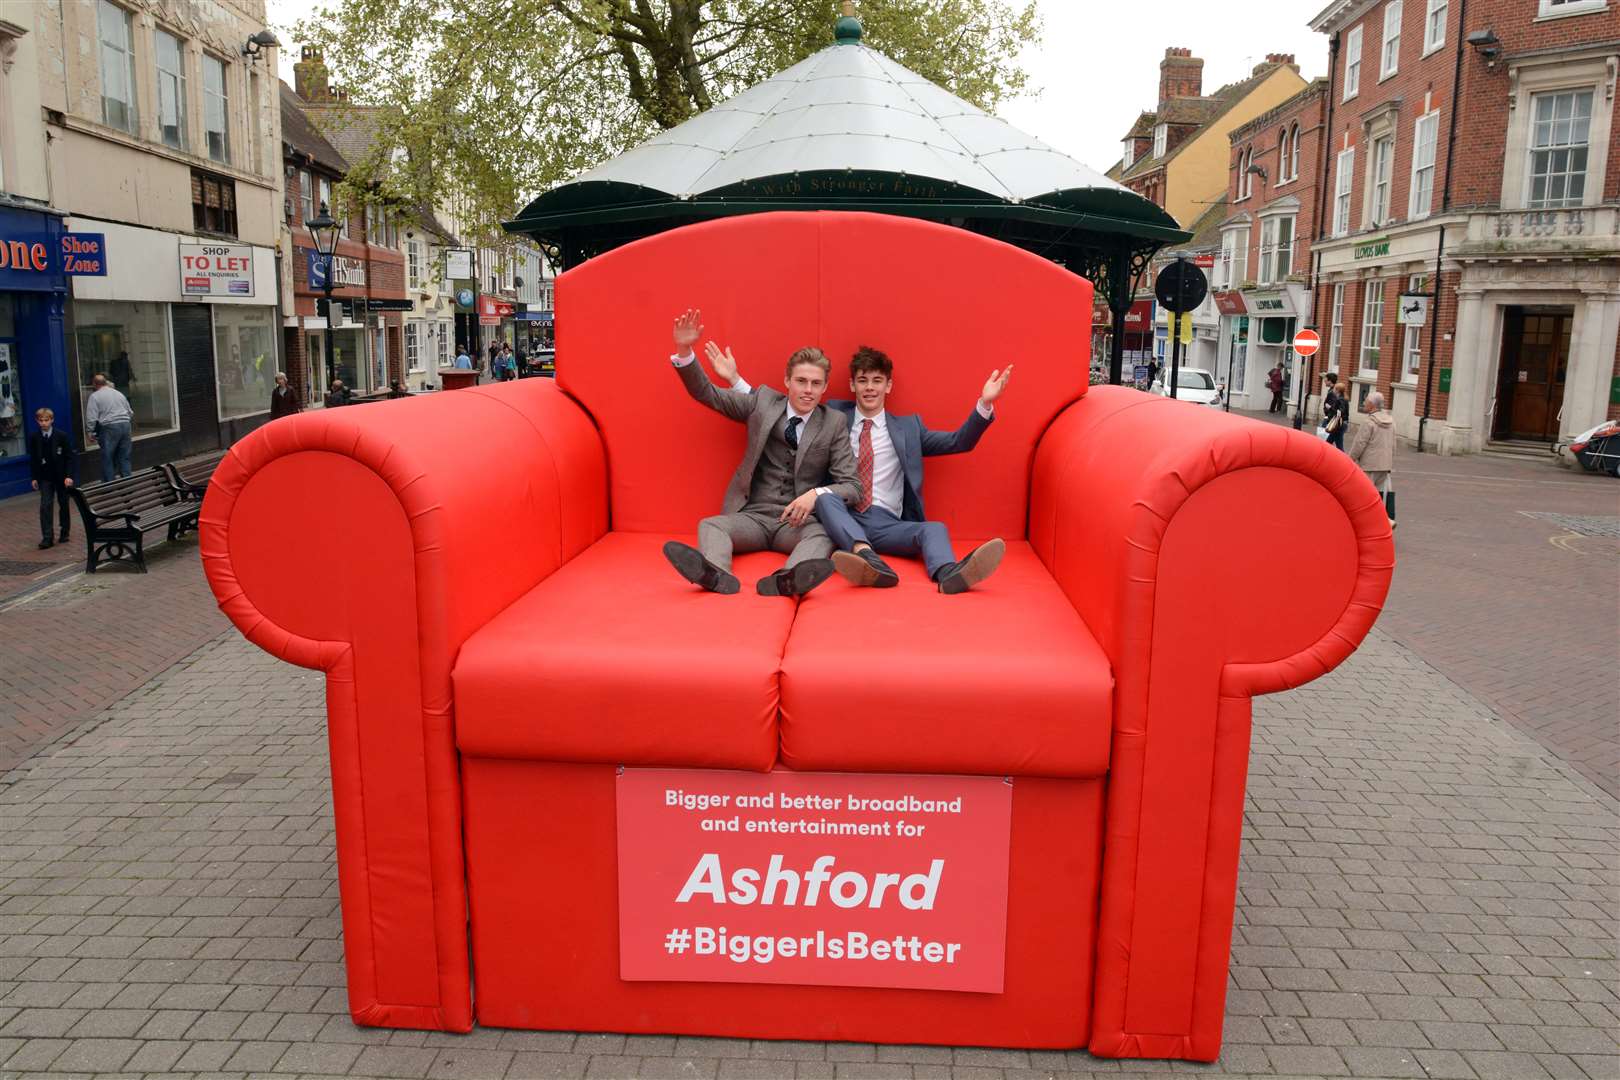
<box><xmin>462</xmin><ymin>760</ymin><xmax>1106</xmax><ymax>1047</ymax></box>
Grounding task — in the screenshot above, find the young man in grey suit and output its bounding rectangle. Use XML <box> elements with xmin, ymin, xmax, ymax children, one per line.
<box><xmin>662</xmin><ymin>309</ymin><xmax>863</xmax><ymax>598</ymax></box>
<box><xmin>712</xmin><ymin>343</ymin><xmax>1011</xmax><ymax>594</ymax></box>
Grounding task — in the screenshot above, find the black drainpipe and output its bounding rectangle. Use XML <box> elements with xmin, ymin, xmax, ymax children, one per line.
<box><xmin>1419</xmin><ymin>0</ymin><xmax>1468</xmax><ymax>453</ymax></box>
<box><xmin>1301</xmin><ymin>34</ymin><xmax>1340</xmax><ymax>430</ymax></box>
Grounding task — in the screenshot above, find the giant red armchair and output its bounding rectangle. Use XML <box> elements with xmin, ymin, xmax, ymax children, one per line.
<box><xmin>201</xmin><ymin>211</ymin><xmax>1392</xmax><ymax>1061</ymax></box>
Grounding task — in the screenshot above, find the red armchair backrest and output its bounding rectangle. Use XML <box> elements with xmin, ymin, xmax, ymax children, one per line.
<box><xmin>556</xmin><ymin>211</ymin><xmax>1091</xmax><ymax>540</ymax></box>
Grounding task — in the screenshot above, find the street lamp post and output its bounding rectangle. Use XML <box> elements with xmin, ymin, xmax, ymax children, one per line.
<box><xmin>305</xmin><ymin>202</ymin><xmax>340</xmax><ymax>397</ymax></box>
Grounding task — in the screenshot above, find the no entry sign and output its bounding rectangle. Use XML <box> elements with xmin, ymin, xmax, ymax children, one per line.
<box><xmin>616</xmin><ymin>767</ymin><xmax>1012</xmax><ymax>993</ymax></box>
<box><xmin>1293</xmin><ymin>328</ymin><xmax>1321</xmax><ymax>356</ymax></box>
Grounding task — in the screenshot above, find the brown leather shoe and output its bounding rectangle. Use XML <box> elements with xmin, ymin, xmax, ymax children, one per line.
<box><xmin>832</xmin><ymin>549</ymin><xmax>899</xmax><ymax>588</ymax></box>
<box><xmin>936</xmin><ymin>538</ymin><xmax>1006</xmax><ymax>595</ymax></box>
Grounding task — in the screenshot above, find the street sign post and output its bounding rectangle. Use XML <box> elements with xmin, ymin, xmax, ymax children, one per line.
<box><xmin>1153</xmin><ymin>257</ymin><xmax>1208</xmax><ymax>401</ymax></box>
<box><xmin>1291</xmin><ymin>328</ymin><xmax>1321</xmax><ymax>430</ymax></box>
<box><xmin>1293</xmin><ymin>328</ymin><xmax>1321</xmax><ymax>356</ymax></box>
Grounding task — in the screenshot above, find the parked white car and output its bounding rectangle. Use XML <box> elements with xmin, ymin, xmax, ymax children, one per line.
<box><xmin>1152</xmin><ymin>368</ymin><xmax>1222</xmax><ymax>406</ymax></box>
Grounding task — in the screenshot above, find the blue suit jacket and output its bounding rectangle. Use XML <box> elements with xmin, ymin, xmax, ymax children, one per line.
<box><xmin>827</xmin><ymin>400</ymin><xmax>991</xmax><ymax>522</ymax></box>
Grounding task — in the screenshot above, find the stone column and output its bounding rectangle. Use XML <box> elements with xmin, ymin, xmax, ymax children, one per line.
<box><xmin>1443</xmin><ymin>285</ymin><xmax>1490</xmax><ymax>454</ymax></box>
<box><xmin>1564</xmin><ymin>287</ymin><xmax>1620</xmax><ymax>439</ymax></box>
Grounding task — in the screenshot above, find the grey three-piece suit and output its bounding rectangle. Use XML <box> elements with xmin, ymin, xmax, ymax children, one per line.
<box><xmin>674</xmin><ymin>359</ymin><xmax>862</xmax><ymax>571</ymax></box>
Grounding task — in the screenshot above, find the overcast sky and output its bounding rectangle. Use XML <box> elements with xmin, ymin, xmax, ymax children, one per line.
<box><xmin>265</xmin><ymin>0</ymin><xmax>1330</xmax><ymax>175</ymax></box>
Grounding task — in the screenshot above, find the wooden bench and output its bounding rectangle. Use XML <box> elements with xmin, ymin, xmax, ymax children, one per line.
<box><xmin>69</xmin><ymin>467</ymin><xmax>201</xmax><ymax>573</ymax></box>
<box><xmin>163</xmin><ymin>449</ymin><xmax>228</xmax><ymax>501</ymax></box>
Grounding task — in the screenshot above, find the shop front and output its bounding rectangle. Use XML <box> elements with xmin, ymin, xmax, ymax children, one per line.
<box><xmin>68</xmin><ymin>219</ymin><xmax>279</xmax><ymax>467</ymax></box>
<box><xmin>1235</xmin><ymin>283</ymin><xmax>1308</xmax><ymax>415</ymax></box>
<box><xmin>1121</xmin><ymin>299</ymin><xmax>1154</xmax><ymax>366</ymax></box>
<box><xmin>515</xmin><ymin>308</ymin><xmax>554</xmax><ymax>353</ymax></box>
<box><xmin>0</xmin><ymin>207</ymin><xmax>72</xmax><ymax>499</ymax></box>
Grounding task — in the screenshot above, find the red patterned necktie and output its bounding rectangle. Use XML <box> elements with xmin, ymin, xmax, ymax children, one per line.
<box><xmin>856</xmin><ymin>418</ymin><xmax>874</xmax><ymax>513</ymax></box>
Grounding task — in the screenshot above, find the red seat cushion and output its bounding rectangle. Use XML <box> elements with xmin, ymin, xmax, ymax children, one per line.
<box><xmin>778</xmin><ymin>541</ymin><xmax>1112</xmax><ymax>778</ymax></box>
<box><xmin>452</xmin><ymin>533</ymin><xmax>796</xmax><ymax>771</ymax></box>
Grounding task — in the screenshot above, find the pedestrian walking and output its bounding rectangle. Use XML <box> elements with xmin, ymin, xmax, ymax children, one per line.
<box><xmin>1267</xmin><ymin>363</ymin><xmax>1285</xmax><ymax>413</ymax></box>
<box><xmin>85</xmin><ymin>373</ymin><xmax>134</xmax><ymax>481</ymax></box>
<box><xmin>1348</xmin><ymin>389</ymin><xmax>1397</xmax><ymax>529</ymax></box>
<box><xmin>28</xmin><ymin>407</ymin><xmax>75</xmax><ymax>550</ymax></box>
<box><xmin>1325</xmin><ymin>381</ymin><xmax>1350</xmax><ymax>450</ymax></box>
<box><xmin>269</xmin><ymin>372</ymin><xmax>301</xmax><ymax>419</ymax></box>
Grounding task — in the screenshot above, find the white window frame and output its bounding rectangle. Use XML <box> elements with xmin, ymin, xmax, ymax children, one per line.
<box><xmin>202</xmin><ymin>53</ymin><xmax>230</xmax><ymax>165</ymax></box>
<box><xmin>299</xmin><ymin>170</ymin><xmax>313</xmax><ymax>225</ymax></box>
<box><xmin>1536</xmin><ymin>0</ymin><xmax>1608</xmax><ymax>17</ymax></box>
<box><xmin>1344</xmin><ymin>25</ymin><xmax>1363</xmax><ymax>100</ymax></box>
<box><xmin>438</xmin><ymin>320</ymin><xmax>453</xmax><ymax>366</ymax></box>
<box><xmin>97</xmin><ymin>1</ymin><xmax>138</xmax><ymax>135</ymax></box>
<box><xmin>1328</xmin><ymin>283</ymin><xmax>1346</xmax><ymax>373</ymax></box>
<box><xmin>1380</xmin><ymin>0</ymin><xmax>1403</xmax><ymax>81</ymax></box>
<box><xmin>1153</xmin><ymin>124</ymin><xmax>1167</xmax><ymax>158</ymax></box>
<box><xmin>1230</xmin><ymin>226</ymin><xmax>1249</xmax><ymax>285</ymax></box>
<box><xmin>1370</xmin><ymin>134</ymin><xmax>1394</xmax><ymax>226</ymax></box>
<box><xmin>1259</xmin><ymin>214</ymin><xmax>1295</xmax><ymax>285</ymax></box>
<box><xmin>405</xmin><ymin>320</ymin><xmax>425</xmax><ymax>373</ymax></box>
<box><xmin>1289</xmin><ymin>123</ymin><xmax>1302</xmax><ymax>181</ymax></box>
<box><xmin>1401</xmin><ymin>275</ymin><xmax>1426</xmax><ymax>382</ymax></box>
<box><xmin>1360</xmin><ymin>278</ymin><xmax>1385</xmax><ymax>377</ymax></box>
<box><xmin>1525</xmin><ymin>88</ymin><xmax>1595</xmax><ymax>209</ymax></box>
<box><xmin>1277</xmin><ymin>129</ymin><xmax>1290</xmax><ymax>185</ymax></box>
<box><xmin>1424</xmin><ymin>0</ymin><xmax>1448</xmax><ymax>53</ymax></box>
<box><xmin>154</xmin><ymin>28</ymin><xmax>187</xmax><ymax>152</ymax></box>
<box><xmin>1409</xmin><ymin>110</ymin><xmax>1439</xmax><ymax>220</ymax></box>
<box><xmin>407</xmin><ymin>238</ymin><xmax>423</xmax><ymax>290</ymax></box>
<box><xmin>1334</xmin><ymin>148</ymin><xmax>1355</xmax><ymax>236</ymax></box>
<box><xmin>1218</xmin><ymin>228</ymin><xmax>1242</xmax><ymax>288</ymax></box>
<box><xmin>1121</xmin><ymin>139</ymin><xmax>1134</xmax><ymax>170</ymax></box>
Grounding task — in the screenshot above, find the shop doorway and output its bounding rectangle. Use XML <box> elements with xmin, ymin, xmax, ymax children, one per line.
<box><xmin>1492</xmin><ymin>307</ymin><xmax>1572</xmax><ymax>443</ymax></box>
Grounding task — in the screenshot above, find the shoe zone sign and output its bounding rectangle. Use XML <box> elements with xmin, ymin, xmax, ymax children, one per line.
<box><xmin>616</xmin><ymin>768</ymin><xmax>1012</xmax><ymax>992</ymax></box>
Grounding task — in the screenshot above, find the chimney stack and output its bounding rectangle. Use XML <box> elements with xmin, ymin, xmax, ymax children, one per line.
<box><xmin>294</xmin><ymin>46</ymin><xmax>330</xmax><ymax>102</ymax></box>
<box><xmin>1257</xmin><ymin>52</ymin><xmax>1299</xmax><ymax>75</ymax></box>
<box><xmin>1158</xmin><ymin>47</ymin><xmax>1204</xmax><ymax>108</ymax></box>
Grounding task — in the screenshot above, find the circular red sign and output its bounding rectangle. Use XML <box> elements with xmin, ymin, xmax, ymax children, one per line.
<box><xmin>1293</xmin><ymin>328</ymin><xmax>1321</xmax><ymax>356</ymax></box>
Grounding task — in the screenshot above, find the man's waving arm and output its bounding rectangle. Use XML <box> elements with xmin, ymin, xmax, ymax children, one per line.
<box><xmin>920</xmin><ymin>365</ymin><xmax>1013</xmax><ymax>456</ymax></box>
<box><xmin>669</xmin><ymin>308</ymin><xmax>753</xmax><ymax>422</ymax></box>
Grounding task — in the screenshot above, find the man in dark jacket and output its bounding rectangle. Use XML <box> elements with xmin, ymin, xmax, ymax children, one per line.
<box><xmin>28</xmin><ymin>407</ymin><xmax>76</xmax><ymax>550</ymax></box>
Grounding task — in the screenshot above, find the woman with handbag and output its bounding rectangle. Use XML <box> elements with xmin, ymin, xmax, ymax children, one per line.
<box><xmin>1323</xmin><ymin>380</ymin><xmax>1350</xmax><ymax>450</ymax></box>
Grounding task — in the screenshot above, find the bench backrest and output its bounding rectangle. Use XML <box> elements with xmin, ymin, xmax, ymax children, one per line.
<box><xmin>81</xmin><ymin>468</ymin><xmax>180</xmax><ymax>516</ymax></box>
<box><xmin>173</xmin><ymin>451</ymin><xmax>226</xmax><ymax>487</ymax></box>
<box><xmin>556</xmin><ymin>211</ymin><xmax>1091</xmax><ymax>540</ymax></box>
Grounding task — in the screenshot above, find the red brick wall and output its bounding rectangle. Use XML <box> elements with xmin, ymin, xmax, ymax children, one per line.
<box><xmin>1227</xmin><ymin>87</ymin><xmax>1327</xmax><ymax>280</ymax></box>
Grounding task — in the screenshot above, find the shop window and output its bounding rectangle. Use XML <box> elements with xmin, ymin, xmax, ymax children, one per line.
<box><xmin>1527</xmin><ymin>89</ymin><xmax>1594</xmax><ymax>208</ymax></box>
<box><xmin>1343</xmin><ymin>25</ymin><xmax>1362</xmax><ymax>100</ymax></box>
<box><xmin>154</xmin><ymin>29</ymin><xmax>187</xmax><ymax>151</ymax></box>
<box><xmin>1232</xmin><ymin>318</ymin><xmax>1249</xmax><ymax>394</ymax></box>
<box><xmin>74</xmin><ymin>300</ymin><xmax>177</xmax><ymax>444</ymax></box>
<box><xmin>0</xmin><ymin>297</ymin><xmax>21</xmax><ymax>462</ymax></box>
<box><xmin>1380</xmin><ymin>0</ymin><xmax>1402</xmax><ymax>80</ymax></box>
<box><xmin>191</xmin><ymin>170</ymin><xmax>238</xmax><ymax>237</ymax></box>
<box><xmin>214</xmin><ymin>305</ymin><xmax>276</xmax><ymax>420</ymax></box>
<box><xmin>1360</xmin><ymin>279</ymin><xmax>1385</xmax><ymax>376</ymax></box>
<box><xmin>98</xmin><ymin>1</ymin><xmax>138</xmax><ymax>134</ymax></box>
<box><xmin>202</xmin><ymin>54</ymin><xmax>229</xmax><ymax>164</ymax></box>
<box><xmin>372</xmin><ymin>324</ymin><xmax>387</xmax><ymax>391</ymax></box>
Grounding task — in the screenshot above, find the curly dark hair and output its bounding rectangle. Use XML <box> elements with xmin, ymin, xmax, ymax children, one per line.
<box><xmin>849</xmin><ymin>345</ymin><xmax>893</xmax><ymax>379</ymax></box>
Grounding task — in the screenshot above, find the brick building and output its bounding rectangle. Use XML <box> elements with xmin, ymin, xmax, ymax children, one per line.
<box><xmin>1214</xmin><ymin>79</ymin><xmax>1330</xmax><ymax>412</ymax></box>
<box><xmin>1307</xmin><ymin>0</ymin><xmax>1619</xmax><ymax>454</ymax></box>
<box><xmin>281</xmin><ymin>49</ymin><xmax>408</xmax><ymax>406</ymax></box>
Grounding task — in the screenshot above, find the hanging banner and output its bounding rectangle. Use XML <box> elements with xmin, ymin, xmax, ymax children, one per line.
<box><xmin>616</xmin><ymin>768</ymin><xmax>1012</xmax><ymax>993</ymax></box>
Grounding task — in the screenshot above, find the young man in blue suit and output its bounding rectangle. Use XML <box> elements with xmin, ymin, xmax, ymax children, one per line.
<box><xmin>709</xmin><ymin>343</ymin><xmax>1011</xmax><ymax>594</ymax></box>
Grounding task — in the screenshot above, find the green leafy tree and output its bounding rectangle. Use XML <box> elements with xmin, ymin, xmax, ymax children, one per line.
<box><xmin>294</xmin><ymin>0</ymin><xmax>1039</xmax><ymax>245</ymax></box>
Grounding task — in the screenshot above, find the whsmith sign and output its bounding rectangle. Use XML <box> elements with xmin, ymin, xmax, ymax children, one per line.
<box><xmin>1353</xmin><ymin>236</ymin><xmax>1391</xmax><ymax>260</ymax></box>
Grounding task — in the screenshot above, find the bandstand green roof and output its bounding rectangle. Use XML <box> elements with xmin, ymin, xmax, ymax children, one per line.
<box><xmin>505</xmin><ymin>18</ymin><xmax>1190</xmax><ymax>298</ymax></box>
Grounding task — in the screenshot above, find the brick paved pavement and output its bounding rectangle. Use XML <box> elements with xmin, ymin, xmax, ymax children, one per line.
<box><xmin>1</xmin><ymin>628</ymin><xmax>1615</xmax><ymax>1079</ymax></box>
<box><xmin>0</xmin><ymin>493</ymin><xmax>227</xmax><ymax>777</ymax></box>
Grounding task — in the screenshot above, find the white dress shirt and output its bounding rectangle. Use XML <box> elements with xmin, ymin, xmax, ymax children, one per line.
<box><xmin>850</xmin><ymin>411</ymin><xmax>904</xmax><ymax>517</ymax></box>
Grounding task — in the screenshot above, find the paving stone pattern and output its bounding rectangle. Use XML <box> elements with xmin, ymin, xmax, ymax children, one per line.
<box><xmin>1</xmin><ymin>626</ymin><xmax>1615</xmax><ymax>1080</ymax></box>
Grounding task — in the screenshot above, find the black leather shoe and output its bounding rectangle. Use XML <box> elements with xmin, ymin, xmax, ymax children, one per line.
<box><xmin>936</xmin><ymin>538</ymin><xmax>1006</xmax><ymax>595</ymax></box>
<box><xmin>38</xmin><ymin>539</ymin><xmax>53</xmax><ymax>550</ymax></box>
<box><xmin>832</xmin><ymin>549</ymin><xmax>899</xmax><ymax>588</ymax></box>
<box><xmin>663</xmin><ymin>540</ymin><xmax>739</xmax><ymax>594</ymax></box>
<box><xmin>58</xmin><ymin>531</ymin><xmax>69</xmax><ymax>543</ymax></box>
<box><xmin>757</xmin><ymin>558</ymin><xmax>836</xmax><ymax>597</ymax></box>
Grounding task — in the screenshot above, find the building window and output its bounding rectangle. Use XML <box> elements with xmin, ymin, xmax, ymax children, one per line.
<box><xmin>1344</xmin><ymin>25</ymin><xmax>1362</xmax><ymax>100</ymax></box>
<box><xmin>1334</xmin><ymin>147</ymin><xmax>1355</xmax><ymax>236</ymax></box>
<box><xmin>1121</xmin><ymin>139</ymin><xmax>1134</xmax><ymax>169</ymax></box>
<box><xmin>1217</xmin><ymin>229</ymin><xmax>1237</xmax><ymax>288</ymax></box>
<box><xmin>407</xmin><ymin>238</ymin><xmax>422</xmax><ymax>290</ymax></box>
<box><xmin>1153</xmin><ymin>124</ymin><xmax>1167</xmax><ymax>158</ymax></box>
<box><xmin>1381</xmin><ymin>0</ymin><xmax>1403</xmax><ymax>80</ymax></box>
<box><xmin>1329</xmin><ymin>283</ymin><xmax>1346</xmax><ymax>372</ymax></box>
<box><xmin>1278</xmin><ymin>130</ymin><xmax>1290</xmax><ymax>184</ymax></box>
<box><xmin>1527</xmin><ymin>89</ymin><xmax>1593</xmax><ymax>208</ymax></box>
<box><xmin>1537</xmin><ymin>0</ymin><xmax>1607</xmax><ymax>15</ymax></box>
<box><xmin>1237</xmin><ymin>147</ymin><xmax>1252</xmax><ymax>199</ymax></box>
<box><xmin>438</xmin><ymin>320</ymin><xmax>452</xmax><ymax>366</ymax></box>
<box><xmin>154</xmin><ymin>29</ymin><xmax>187</xmax><ymax>151</ymax></box>
<box><xmin>191</xmin><ymin>170</ymin><xmax>237</xmax><ymax>236</ymax></box>
<box><xmin>299</xmin><ymin>170</ymin><xmax>313</xmax><ymax>224</ymax></box>
<box><xmin>366</xmin><ymin>203</ymin><xmax>382</xmax><ymax>245</ymax></box>
<box><xmin>1360</xmin><ymin>279</ymin><xmax>1384</xmax><ymax>375</ymax></box>
<box><xmin>214</xmin><ymin>305</ymin><xmax>276</xmax><ymax>420</ymax></box>
<box><xmin>74</xmin><ymin>301</ymin><xmax>177</xmax><ymax>443</ymax></box>
<box><xmin>1402</xmin><ymin>276</ymin><xmax>1425</xmax><ymax>381</ymax></box>
<box><xmin>1425</xmin><ymin>0</ymin><xmax>1448</xmax><ymax>51</ymax></box>
<box><xmin>202</xmin><ymin>54</ymin><xmax>229</xmax><ymax>164</ymax></box>
<box><xmin>1259</xmin><ymin>215</ymin><xmax>1294</xmax><ymax>284</ymax></box>
<box><xmin>1410</xmin><ymin>111</ymin><xmax>1439</xmax><ymax>219</ymax></box>
<box><xmin>405</xmin><ymin>320</ymin><xmax>424</xmax><ymax>373</ymax></box>
<box><xmin>319</xmin><ymin>177</ymin><xmax>333</xmax><ymax>221</ymax></box>
<box><xmin>1370</xmin><ymin>135</ymin><xmax>1394</xmax><ymax>225</ymax></box>
<box><xmin>97</xmin><ymin>1</ymin><xmax>137</xmax><ymax>134</ymax></box>
<box><xmin>1231</xmin><ymin>227</ymin><xmax>1249</xmax><ymax>284</ymax></box>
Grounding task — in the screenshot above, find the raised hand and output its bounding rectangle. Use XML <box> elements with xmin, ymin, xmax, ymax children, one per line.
<box><xmin>673</xmin><ymin>308</ymin><xmax>703</xmax><ymax>354</ymax></box>
<box><xmin>981</xmin><ymin>364</ymin><xmax>1014</xmax><ymax>404</ymax></box>
<box><xmin>704</xmin><ymin>341</ymin><xmax>739</xmax><ymax>384</ymax></box>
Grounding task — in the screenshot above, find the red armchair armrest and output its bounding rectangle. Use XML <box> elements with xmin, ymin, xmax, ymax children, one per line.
<box><xmin>1030</xmin><ymin>386</ymin><xmax>1394</xmax><ymax>1061</ymax></box>
<box><xmin>199</xmin><ymin>380</ymin><xmax>607</xmax><ymax>1031</ymax></box>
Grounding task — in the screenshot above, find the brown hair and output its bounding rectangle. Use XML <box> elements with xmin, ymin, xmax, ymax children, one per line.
<box><xmin>785</xmin><ymin>346</ymin><xmax>829</xmax><ymax>379</ymax></box>
<box><xmin>849</xmin><ymin>345</ymin><xmax>893</xmax><ymax>379</ymax></box>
